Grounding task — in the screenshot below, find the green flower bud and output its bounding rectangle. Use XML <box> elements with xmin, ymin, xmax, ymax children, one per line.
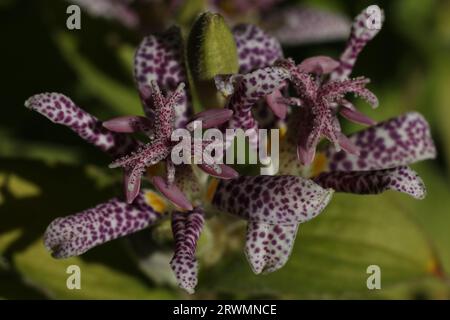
<box><xmin>187</xmin><ymin>12</ymin><xmax>239</xmax><ymax>108</ymax></box>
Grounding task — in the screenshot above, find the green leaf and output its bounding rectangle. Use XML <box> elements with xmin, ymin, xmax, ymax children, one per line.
<box><xmin>55</xmin><ymin>32</ymin><xmax>142</xmax><ymax>116</ymax></box>
<box><xmin>12</xmin><ymin>239</ymin><xmax>177</xmax><ymax>299</ymax></box>
<box><xmin>0</xmin><ymin>159</ymin><xmax>179</xmax><ymax>299</ymax></box>
<box><xmin>199</xmin><ymin>192</ymin><xmax>439</xmax><ymax>298</ymax></box>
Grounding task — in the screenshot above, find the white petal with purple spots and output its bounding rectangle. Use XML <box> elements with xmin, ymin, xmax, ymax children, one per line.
<box><xmin>325</xmin><ymin>112</ymin><xmax>437</xmax><ymax>172</ymax></box>
<box><xmin>44</xmin><ymin>192</ymin><xmax>161</xmax><ymax>259</ymax></box>
<box><xmin>314</xmin><ymin>166</ymin><xmax>426</xmax><ymax>199</ymax></box>
<box><xmin>25</xmin><ymin>93</ymin><xmax>138</xmax><ymax>157</ymax></box>
<box><xmin>331</xmin><ymin>5</ymin><xmax>384</xmax><ymax>81</ymax></box>
<box><xmin>213</xmin><ymin>176</ymin><xmax>333</xmax><ymax>273</ymax></box>
<box><xmin>233</xmin><ymin>24</ymin><xmax>283</xmax><ymax>74</ymax></box>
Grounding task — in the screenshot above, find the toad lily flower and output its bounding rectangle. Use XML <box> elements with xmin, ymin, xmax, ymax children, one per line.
<box><xmin>23</xmin><ymin>16</ymin><xmax>336</xmax><ymax>291</ymax></box>
<box><xmin>23</xmin><ymin>4</ymin><xmax>438</xmax><ymax>296</ymax></box>
<box><xmin>23</xmin><ymin>86</ymin><xmax>333</xmax><ymax>289</ymax></box>
<box><xmin>218</xmin><ymin>5</ymin><xmax>383</xmax><ymax>163</ymax></box>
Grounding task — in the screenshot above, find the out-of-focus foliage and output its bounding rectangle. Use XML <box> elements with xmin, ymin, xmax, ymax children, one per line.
<box><xmin>1</xmin><ymin>0</ymin><xmax>450</xmax><ymax>299</ymax></box>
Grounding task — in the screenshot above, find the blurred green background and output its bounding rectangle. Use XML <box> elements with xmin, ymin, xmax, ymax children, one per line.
<box><xmin>1</xmin><ymin>0</ymin><xmax>450</xmax><ymax>299</ymax></box>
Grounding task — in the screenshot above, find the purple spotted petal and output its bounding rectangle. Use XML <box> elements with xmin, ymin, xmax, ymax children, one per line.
<box><xmin>103</xmin><ymin>115</ymin><xmax>153</xmax><ymax>133</ymax></box>
<box><xmin>232</xmin><ymin>24</ymin><xmax>283</xmax><ymax>74</ymax></box>
<box><xmin>134</xmin><ymin>26</ymin><xmax>192</xmax><ymax>127</ymax></box>
<box><xmin>331</xmin><ymin>5</ymin><xmax>384</xmax><ymax>81</ymax></box>
<box><xmin>70</xmin><ymin>0</ymin><xmax>139</xmax><ymax>28</ymax></box>
<box><xmin>44</xmin><ymin>192</ymin><xmax>161</xmax><ymax>258</ymax></box>
<box><xmin>298</xmin><ymin>56</ymin><xmax>340</xmax><ymax>75</ymax></box>
<box><xmin>213</xmin><ymin>175</ymin><xmax>333</xmax><ymax>273</ymax></box>
<box><xmin>213</xmin><ymin>175</ymin><xmax>333</xmax><ymax>225</ymax></box>
<box><xmin>170</xmin><ymin>208</ymin><xmax>204</xmax><ymax>294</ymax></box>
<box><xmin>314</xmin><ymin>166</ymin><xmax>426</xmax><ymax>199</ymax></box>
<box><xmin>151</xmin><ymin>176</ymin><xmax>193</xmax><ymax>211</ymax></box>
<box><xmin>263</xmin><ymin>6</ymin><xmax>351</xmax><ymax>46</ymax></box>
<box><xmin>25</xmin><ymin>93</ymin><xmax>137</xmax><ymax>157</ymax></box>
<box><xmin>186</xmin><ymin>109</ymin><xmax>234</xmax><ymax>131</ymax></box>
<box><xmin>326</xmin><ymin>112</ymin><xmax>437</xmax><ymax>172</ymax></box>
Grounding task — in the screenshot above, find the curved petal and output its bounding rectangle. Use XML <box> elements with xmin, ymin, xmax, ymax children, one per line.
<box><xmin>331</xmin><ymin>5</ymin><xmax>385</xmax><ymax>81</ymax></box>
<box><xmin>232</xmin><ymin>24</ymin><xmax>284</xmax><ymax>74</ymax></box>
<box><xmin>263</xmin><ymin>6</ymin><xmax>351</xmax><ymax>46</ymax></box>
<box><xmin>325</xmin><ymin>112</ymin><xmax>437</xmax><ymax>172</ymax></box>
<box><xmin>134</xmin><ymin>26</ymin><xmax>192</xmax><ymax>128</ymax></box>
<box><xmin>170</xmin><ymin>208</ymin><xmax>204</xmax><ymax>294</ymax></box>
<box><xmin>314</xmin><ymin>166</ymin><xmax>426</xmax><ymax>199</ymax></box>
<box><xmin>213</xmin><ymin>175</ymin><xmax>333</xmax><ymax>225</ymax></box>
<box><xmin>213</xmin><ymin>175</ymin><xmax>333</xmax><ymax>274</ymax></box>
<box><xmin>25</xmin><ymin>93</ymin><xmax>138</xmax><ymax>157</ymax></box>
<box><xmin>44</xmin><ymin>192</ymin><xmax>162</xmax><ymax>259</ymax></box>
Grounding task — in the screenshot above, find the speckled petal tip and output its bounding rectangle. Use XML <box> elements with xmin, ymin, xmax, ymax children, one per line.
<box><xmin>326</xmin><ymin>112</ymin><xmax>437</xmax><ymax>172</ymax></box>
<box><xmin>213</xmin><ymin>175</ymin><xmax>333</xmax><ymax>274</ymax></box>
<box><xmin>170</xmin><ymin>208</ymin><xmax>204</xmax><ymax>294</ymax></box>
<box><xmin>25</xmin><ymin>93</ymin><xmax>137</xmax><ymax>157</ymax></box>
<box><xmin>314</xmin><ymin>166</ymin><xmax>426</xmax><ymax>199</ymax></box>
<box><xmin>44</xmin><ymin>193</ymin><xmax>160</xmax><ymax>259</ymax></box>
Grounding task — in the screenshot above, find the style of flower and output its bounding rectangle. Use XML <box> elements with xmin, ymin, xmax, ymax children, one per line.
<box><xmin>279</xmin><ymin>56</ymin><xmax>379</xmax><ymax>165</ymax></box>
<box><xmin>104</xmin><ymin>80</ymin><xmax>237</xmax><ymax>208</ymax></box>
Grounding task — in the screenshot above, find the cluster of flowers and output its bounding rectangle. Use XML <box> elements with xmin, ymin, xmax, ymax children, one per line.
<box><xmin>25</xmin><ymin>5</ymin><xmax>436</xmax><ymax>294</ymax></box>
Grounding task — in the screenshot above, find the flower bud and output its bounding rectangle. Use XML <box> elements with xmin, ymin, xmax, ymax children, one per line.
<box><xmin>187</xmin><ymin>12</ymin><xmax>239</xmax><ymax>108</ymax></box>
